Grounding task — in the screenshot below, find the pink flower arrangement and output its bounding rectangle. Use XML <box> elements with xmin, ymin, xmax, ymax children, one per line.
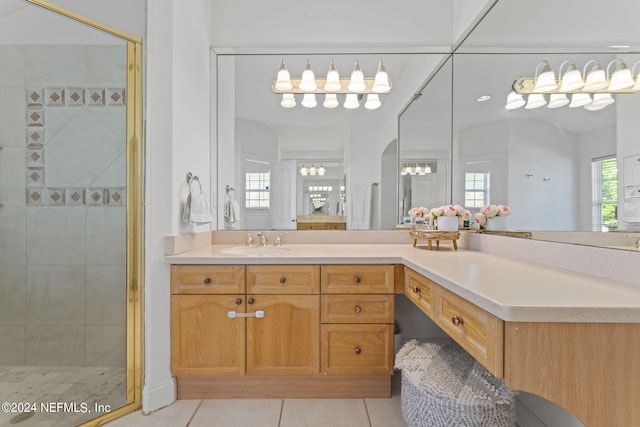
<box><xmin>408</xmin><ymin>207</ymin><xmax>429</xmax><ymax>219</ymax></box>
<box><xmin>474</xmin><ymin>204</ymin><xmax>510</xmax><ymax>226</ymax></box>
<box><xmin>429</xmin><ymin>204</ymin><xmax>471</xmax><ymax>220</ymax></box>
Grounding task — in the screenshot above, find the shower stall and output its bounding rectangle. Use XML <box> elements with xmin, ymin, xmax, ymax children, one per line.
<box><xmin>0</xmin><ymin>1</ymin><xmax>142</xmax><ymax>426</ymax></box>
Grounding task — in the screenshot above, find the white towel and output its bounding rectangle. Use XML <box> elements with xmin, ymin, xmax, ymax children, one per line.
<box><xmin>347</xmin><ymin>183</ymin><xmax>372</xmax><ymax>230</ymax></box>
<box><xmin>622</xmin><ymin>199</ymin><xmax>640</xmax><ymax>223</ymax></box>
<box><xmin>224</xmin><ymin>192</ymin><xmax>240</xmax><ymax>224</ymax></box>
<box><xmin>182</xmin><ymin>178</ymin><xmax>213</xmax><ymax>226</ymax></box>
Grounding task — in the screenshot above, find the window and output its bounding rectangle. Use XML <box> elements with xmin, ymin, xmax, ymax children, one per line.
<box><xmin>245</xmin><ymin>171</ymin><xmax>270</xmax><ymax>208</ymax></box>
<box><xmin>592</xmin><ymin>156</ymin><xmax>618</xmax><ymax>231</ymax></box>
<box><xmin>464</xmin><ymin>172</ymin><xmax>489</xmax><ymax>208</ymax></box>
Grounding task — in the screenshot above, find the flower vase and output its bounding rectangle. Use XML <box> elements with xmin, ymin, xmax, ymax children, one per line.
<box><xmin>436</xmin><ymin>216</ymin><xmax>459</xmax><ymax>231</ymax></box>
<box><xmin>486</xmin><ymin>216</ymin><xmax>508</xmax><ymax>230</ymax></box>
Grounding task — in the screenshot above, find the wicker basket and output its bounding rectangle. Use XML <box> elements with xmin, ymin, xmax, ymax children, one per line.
<box><xmin>395</xmin><ymin>340</ymin><xmax>516</xmax><ymax>427</ymax></box>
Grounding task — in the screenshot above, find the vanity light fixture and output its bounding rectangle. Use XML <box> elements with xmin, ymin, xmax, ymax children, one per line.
<box><xmin>299</xmin><ymin>164</ymin><xmax>326</xmax><ymax>176</ymax></box>
<box><xmin>507</xmin><ymin>58</ymin><xmax>640</xmax><ymax>111</ymax></box>
<box><xmin>400</xmin><ymin>163</ymin><xmax>433</xmax><ymax>175</ymax></box>
<box><xmin>272</xmin><ymin>59</ymin><xmax>392</xmax><ymax>109</ymax></box>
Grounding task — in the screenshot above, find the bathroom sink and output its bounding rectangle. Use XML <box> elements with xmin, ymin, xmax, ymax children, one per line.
<box><xmin>221</xmin><ymin>246</ymin><xmax>290</xmax><ymax>256</ymax></box>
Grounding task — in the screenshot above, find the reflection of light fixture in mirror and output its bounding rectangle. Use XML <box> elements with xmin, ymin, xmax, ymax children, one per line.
<box><xmin>301</xmin><ymin>93</ymin><xmax>317</xmax><ymax>108</ymax></box>
<box><xmin>569</xmin><ymin>93</ymin><xmax>592</xmax><ymax>108</ymax></box>
<box><xmin>558</xmin><ymin>60</ymin><xmax>584</xmax><ymax>92</ymax></box>
<box><xmin>365</xmin><ymin>94</ymin><xmax>381</xmax><ymax>110</ymax></box>
<box><xmin>324</xmin><ymin>60</ymin><xmax>341</xmax><ymax>92</ymax></box>
<box><xmin>344</xmin><ymin>93</ymin><xmax>359</xmax><ymax>109</ymax></box>
<box><xmin>548</xmin><ymin>93</ymin><xmax>569</xmax><ymax>108</ymax></box>
<box><xmin>299</xmin><ymin>164</ymin><xmax>326</xmax><ymax>176</ymax></box>
<box><xmin>533</xmin><ymin>60</ymin><xmax>557</xmax><ymax>92</ymax></box>
<box><xmin>281</xmin><ymin>93</ymin><xmax>296</xmax><ymax>108</ymax></box>
<box><xmin>323</xmin><ymin>93</ymin><xmax>339</xmax><ymax>108</ymax></box>
<box><xmin>348</xmin><ymin>60</ymin><xmax>366</xmax><ymax>92</ymax></box>
<box><xmin>275</xmin><ymin>60</ymin><xmax>293</xmax><ymax>91</ymax></box>
<box><xmin>401</xmin><ymin>163</ymin><xmax>432</xmax><ymax>175</ymax></box>
<box><xmin>505</xmin><ymin>91</ymin><xmax>526</xmax><ymax>110</ymax></box>
<box><xmin>584</xmin><ymin>93</ymin><xmax>615</xmax><ymax>110</ymax></box>
<box><xmin>372</xmin><ymin>61</ymin><xmax>391</xmax><ymax>93</ymax></box>
<box><xmin>299</xmin><ymin>60</ymin><xmax>317</xmax><ymax>92</ymax></box>
<box><xmin>525</xmin><ymin>93</ymin><xmax>547</xmax><ymax>109</ymax></box>
<box><xmin>633</xmin><ymin>61</ymin><xmax>640</xmax><ymax>91</ymax></box>
<box><xmin>582</xmin><ymin>60</ymin><xmax>607</xmax><ymax>91</ymax></box>
<box><xmin>607</xmin><ymin>59</ymin><xmax>634</xmax><ymax>91</ymax></box>
<box><xmin>317</xmin><ymin>164</ymin><xmax>326</xmax><ymax>175</ymax></box>
<box><xmin>300</xmin><ymin>164</ymin><xmax>308</xmax><ymax>176</ymax></box>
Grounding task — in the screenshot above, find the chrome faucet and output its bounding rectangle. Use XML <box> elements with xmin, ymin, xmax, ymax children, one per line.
<box><xmin>273</xmin><ymin>233</ymin><xmax>282</xmax><ymax>246</ymax></box>
<box><xmin>245</xmin><ymin>233</ymin><xmax>254</xmax><ymax>246</ymax></box>
<box><xmin>257</xmin><ymin>231</ymin><xmax>268</xmax><ymax>246</ymax></box>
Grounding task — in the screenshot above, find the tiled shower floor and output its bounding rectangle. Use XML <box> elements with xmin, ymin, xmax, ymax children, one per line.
<box><xmin>0</xmin><ymin>366</ymin><xmax>126</xmax><ymax>427</ymax></box>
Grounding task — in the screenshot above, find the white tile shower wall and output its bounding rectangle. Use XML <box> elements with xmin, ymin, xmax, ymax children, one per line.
<box><xmin>0</xmin><ymin>45</ymin><xmax>128</xmax><ymax>367</ymax></box>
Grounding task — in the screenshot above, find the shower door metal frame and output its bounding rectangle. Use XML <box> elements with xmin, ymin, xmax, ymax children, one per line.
<box><xmin>24</xmin><ymin>1</ymin><xmax>144</xmax><ymax>425</ymax></box>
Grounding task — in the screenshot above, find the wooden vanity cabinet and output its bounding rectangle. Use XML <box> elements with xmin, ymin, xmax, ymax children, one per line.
<box><xmin>320</xmin><ymin>265</ymin><xmax>395</xmax><ymax>376</ymax></box>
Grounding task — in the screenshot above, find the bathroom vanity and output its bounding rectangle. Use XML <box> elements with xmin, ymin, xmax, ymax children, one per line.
<box><xmin>166</xmin><ymin>241</ymin><xmax>640</xmax><ymax>427</ymax></box>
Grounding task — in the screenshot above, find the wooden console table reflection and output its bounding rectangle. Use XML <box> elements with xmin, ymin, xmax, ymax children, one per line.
<box><xmin>409</xmin><ymin>229</ymin><xmax>460</xmax><ymax>250</ymax></box>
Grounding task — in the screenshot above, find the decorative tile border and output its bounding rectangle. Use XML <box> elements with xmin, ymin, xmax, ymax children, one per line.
<box><xmin>24</xmin><ymin>87</ymin><xmax>126</xmax><ymax>207</ymax></box>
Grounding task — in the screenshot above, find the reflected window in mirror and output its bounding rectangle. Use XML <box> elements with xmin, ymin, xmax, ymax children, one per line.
<box><xmin>464</xmin><ymin>172</ymin><xmax>490</xmax><ymax>210</ymax></box>
<box><xmin>592</xmin><ymin>156</ymin><xmax>618</xmax><ymax>231</ymax></box>
<box><xmin>245</xmin><ymin>160</ymin><xmax>271</xmax><ymax>209</ymax></box>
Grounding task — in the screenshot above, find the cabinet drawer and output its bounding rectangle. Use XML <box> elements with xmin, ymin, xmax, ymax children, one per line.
<box><xmin>433</xmin><ymin>286</ymin><xmax>504</xmax><ymax>378</ymax></box>
<box><xmin>321</xmin><ymin>324</ymin><xmax>394</xmax><ymax>375</ymax></box>
<box><xmin>321</xmin><ymin>295</ymin><xmax>394</xmax><ymax>324</ymax></box>
<box><xmin>321</xmin><ymin>265</ymin><xmax>394</xmax><ymax>294</ymax></box>
<box><xmin>171</xmin><ymin>265</ymin><xmax>245</xmax><ymax>294</ymax></box>
<box><xmin>247</xmin><ymin>265</ymin><xmax>320</xmax><ymax>294</ymax></box>
<box><xmin>404</xmin><ymin>267</ymin><xmax>436</xmax><ymax>317</ymax></box>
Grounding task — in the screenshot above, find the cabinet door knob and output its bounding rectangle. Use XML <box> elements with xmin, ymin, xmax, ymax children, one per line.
<box><xmin>451</xmin><ymin>316</ymin><xmax>464</xmax><ymax>326</ymax></box>
<box><xmin>248</xmin><ymin>298</ymin><xmax>255</xmax><ymax>305</ymax></box>
<box><xmin>203</xmin><ymin>277</ymin><xmax>211</xmax><ymax>285</ymax></box>
<box><xmin>354</xmin><ymin>275</ymin><xmax>361</xmax><ymax>284</ymax></box>
<box><xmin>354</xmin><ymin>305</ymin><xmax>362</xmax><ymax>313</ymax></box>
<box><xmin>279</xmin><ymin>277</ymin><xmax>286</xmax><ymax>284</ymax></box>
<box><xmin>354</xmin><ymin>347</ymin><xmax>362</xmax><ymax>355</ymax></box>
<box><xmin>235</xmin><ymin>298</ymin><xmax>242</xmax><ymax>305</ymax></box>
<box><xmin>413</xmin><ymin>287</ymin><xmax>420</xmax><ymax>293</ymax></box>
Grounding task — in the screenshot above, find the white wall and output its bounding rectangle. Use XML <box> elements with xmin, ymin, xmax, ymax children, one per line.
<box><xmin>616</xmin><ymin>93</ymin><xmax>640</xmax><ymax>230</ymax></box>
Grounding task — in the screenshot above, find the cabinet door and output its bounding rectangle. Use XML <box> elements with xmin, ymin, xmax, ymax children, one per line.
<box><xmin>171</xmin><ymin>295</ymin><xmax>245</xmax><ymax>376</ymax></box>
<box><xmin>246</xmin><ymin>295</ymin><xmax>320</xmax><ymax>375</ymax></box>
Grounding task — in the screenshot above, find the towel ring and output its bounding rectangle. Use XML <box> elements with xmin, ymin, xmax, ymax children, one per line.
<box><xmin>226</xmin><ymin>185</ymin><xmax>235</xmax><ymax>193</ymax></box>
<box><xmin>186</xmin><ymin>172</ymin><xmax>200</xmax><ymax>184</ymax></box>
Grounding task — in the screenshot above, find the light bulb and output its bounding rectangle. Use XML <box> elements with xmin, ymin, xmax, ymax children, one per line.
<box><xmin>348</xmin><ymin>61</ymin><xmax>366</xmax><ymax>92</ymax></box>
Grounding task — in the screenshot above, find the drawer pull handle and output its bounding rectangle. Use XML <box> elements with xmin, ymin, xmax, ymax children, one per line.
<box><xmin>354</xmin><ymin>276</ymin><xmax>361</xmax><ymax>284</ymax></box>
<box><xmin>354</xmin><ymin>305</ymin><xmax>362</xmax><ymax>313</ymax></box>
<box><xmin>413</xmin><ymin>287</ymin><xmax>420</xmax><ymax>293</ymax></box>
<box><xmin>451</xmin><ymin>316</ymin><xmax>464</xmax><ymax>326</ymax></box>
<box><xmin>248</xmin><ymin>298</ymin><xmax>255</xmax><ymax>305</ymax></box>
<box><xmin>354</xmin><ymin>347</ymin><xmax>362</xmax><ymax>355</ymax></box>
<box><xmin>235</xmin><ymin>298</ymin><xmax>242</xmax><ymax>305</ymax></box>
<box><xmin>203</xmin><ymin>278</ymin><xmax>211</xmax><ymax>285</ymax></box>
<box><xmin>279</xmin><ymin>277</ymin><xmax>286</xmax><ymax>284</ymax></box>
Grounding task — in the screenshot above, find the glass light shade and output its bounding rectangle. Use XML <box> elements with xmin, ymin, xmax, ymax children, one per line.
<box><xmin>372</xmin><ymin>61</ymin><xmax>391</xmax><ymax>93</ymax></box>
<box><xmin>548</xmin><ymin>93</ymin><xmax>569</xmax><ymax>108</ymax></box>
<box><xmin>300</xmin><ymin>165</ymin><xmax>308</xmax><ymax>176</ymax></box>
<box><xmin>318</xmin><ymin>165</ymin><xmax>326</xmax><ymax>175</ymax></box>
<box><xmin>533</xmin><ymin>61</ymin><xmax>557</xmax><ymax>92</ymax></box>
<box><xmin>505</xmin><ymin>91</ymin><xmax>526</xmax><ymax>110</ymax></box>
<box><xmin>309</xmin><ymin>165</ymin><xmax>316</xmax><ymax>175</ymax></box>
<box><xmin>280</xmin><ymin>93</ymin><xmax>296</xmax><ymax>108</ymax></box>
<box><xmin>525</xmin><ymin>93</ymin><xmax>547</xmax><ymax>109</ymax></box>
<box><xmin>425</xmin><ymin>166</ymin><xmax>432</xmax><ymax>174</ymax></box>
<box><xmin>301</xmin><ymin>93</ymin><xmax>317</xmax><ymax>108</ymax></box>
<box><xmin>348</xmin><ymin>61</ymin><xmax>366</xmax><ymax>92</ymax></box>
<box><xmin>559</xmin><ymin>69</ymin><xmax>585</xmax><ymax>92</ymax></box>
<box><xmin>400</xmin><ymin>167</ymin><xmax>408</xmax><ymax>175</ymax></box>
<box><xmin>569</xmin><ymin>93</ymin><xmax>592</xmax><ymax>108</ymax></box>
<box><xmin>299</xmin><ymin>61</ymin><xmax>317</xmax><ymax>92</ymax></box>
<box><xmin>607</xmin><ymin>60</ymin><xmax>634</xmax><ymax>91</ymax></box>
<box><xmin>324</xmin><ymin>61</ymin><xmax>341</xmax><ymax>92</ymax></box>
<box><xmin>275</xmin><ymin>61</ymin><xmax>293</xmax><ymax>91</ymax></box>
<box><xmin>583</xmin><ymin>60</ymin><xmax>607</xmax><ymax>91</ymax></box>
<box><xmin>364</xmin><ymin>94</ymin><xmax>381</xmax><ymax>110</ymax></box>
<box><xmin>589</xmin><ymin>93</ymin><xmax>615</xmax><ymax>108</ymax></box>
<box><xmin>344</xmin><ymin>93</ymin><xmax>359</xmax><ymax>109</ymax></box>
<box><xmin>633</xmin><ymin>77</ymin><xmax>640</xmax><ymax>91</ymax></box>
<box><xmin>323</xmin><ymin>93</ymin><xmax>339</xmax><ymax>108</ymax></box>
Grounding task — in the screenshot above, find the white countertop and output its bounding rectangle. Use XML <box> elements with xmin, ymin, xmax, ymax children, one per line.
<box><xmin>165</xmin><ymin>244</ymin><xmax>640</xmax><ymax>323</ymax></box>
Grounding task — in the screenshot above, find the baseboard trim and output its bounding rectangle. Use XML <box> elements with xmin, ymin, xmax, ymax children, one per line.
<box><xmin>142</xmin><ymin>377</ymin><xmax>176</xmax><ymax>414</ymax></box>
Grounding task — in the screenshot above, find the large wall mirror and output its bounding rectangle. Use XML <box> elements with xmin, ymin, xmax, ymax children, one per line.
<box><xmin>397</xmin><ymin>0</ymin><xmax>640</xmax><ymax>251</ymax></box>
<box><xmin>215</xmin><ymin>53</ymin><xmax>447</xmax><ymax>230</ymax></box>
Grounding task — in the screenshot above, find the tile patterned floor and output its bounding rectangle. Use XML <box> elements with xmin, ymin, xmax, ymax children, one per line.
<box><xmin>0</xmin><ymin>366</ymin><xmax>126</xmax><ymax>427</ymax></box>
<box><xmin>105</xmin><ymin>376</ymin><xmax>406</xmax><ymax>427</ymax></box>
